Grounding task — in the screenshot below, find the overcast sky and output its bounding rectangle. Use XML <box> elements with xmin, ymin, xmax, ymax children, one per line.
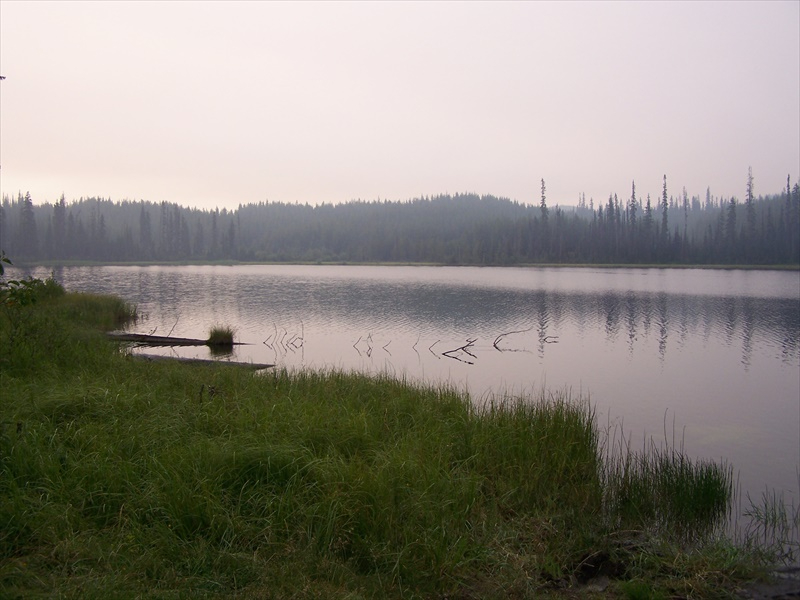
<box><xmin>1</xmin><ymin>1</ymin><xmax>798</xmax><ymax>211</ymax></box>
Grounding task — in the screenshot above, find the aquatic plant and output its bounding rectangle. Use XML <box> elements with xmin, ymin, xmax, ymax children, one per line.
<box><xmin>207</xmin><ymin>325</ymin><xmax>235</xmax><ymax>346</ymax></box>
<box><xmin>744</xmin><ymin>482</ymin><xmax>800</xmax><ymax>564</ymax></box>
<box><xmin>602</xmin><ymin>437</ymin><xmax>735</xmax><ymax>541</ymax></box>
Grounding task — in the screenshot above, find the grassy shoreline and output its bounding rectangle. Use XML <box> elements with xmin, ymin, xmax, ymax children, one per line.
<box><xmin>0</xmin><ymin>285</ymin><xmax>786</xmax><ymax>598</ymax></box>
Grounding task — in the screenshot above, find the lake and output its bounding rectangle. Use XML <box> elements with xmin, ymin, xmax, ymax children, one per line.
<box><xmin>21</xmin><ymin>264</ymin><xmax>800</xmax><ymax>513</ymax></box>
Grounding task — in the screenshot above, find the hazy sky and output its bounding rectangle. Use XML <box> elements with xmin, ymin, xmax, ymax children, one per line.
<box><xmin>1</xmin><ymin>1</ymin><xmax>798</xmax><ymax>211</ymax></box>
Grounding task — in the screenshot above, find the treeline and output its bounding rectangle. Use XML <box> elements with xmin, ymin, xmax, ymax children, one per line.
<box><xmin>1</xmin><ymin>172</ymin><xmax>798</xmax><ymax>265</ymax></box>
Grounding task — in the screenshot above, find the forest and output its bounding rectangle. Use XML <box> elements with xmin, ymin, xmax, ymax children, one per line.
<box><xmin>1</xmin><ymin>171</ymin><xmax>798</xmax><ymax>266</ymax></box>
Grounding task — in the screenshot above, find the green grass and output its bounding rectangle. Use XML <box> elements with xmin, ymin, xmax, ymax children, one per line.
<box><xmin>0</xmin><ymin>286</ymin><xmax>780</xmax><ymax>598</ymax></box>
<box><xmin>602</xmin><ymin>433</ymin><xmax>735</xmax><ymax>541</ymax></box>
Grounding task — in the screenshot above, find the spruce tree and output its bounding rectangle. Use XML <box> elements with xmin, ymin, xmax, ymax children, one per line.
<box><xmin>660</xmin><ymin>175</ymin><xmax>669</xmax><ymax>254</ymax></box>
<box><xmin>19</xmin><ymin>192</ymin><xmax>38</xmax><ymax>259</ymax></box>
<box><xmin>53</xmin><ymin>194</ymin><xmax>66</xmax><ymax>258</ymax></box>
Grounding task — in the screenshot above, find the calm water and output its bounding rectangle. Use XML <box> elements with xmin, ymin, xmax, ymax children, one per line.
<box><xmin>22</xmin><ymin>264</ymin><xmax>800</xmax><ymax>509</ymax></box>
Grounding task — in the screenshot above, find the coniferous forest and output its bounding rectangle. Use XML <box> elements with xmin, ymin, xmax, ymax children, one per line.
<box><xmin>1</xmin><ymin>172</ymin><xmax>798</xmax><ymax>266</ymax></box>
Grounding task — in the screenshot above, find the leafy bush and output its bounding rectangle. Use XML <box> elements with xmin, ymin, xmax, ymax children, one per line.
<box><xmin>0</xmin><ymin>253</ymin><xmax>65</xmax><ymax>306</ymax></box>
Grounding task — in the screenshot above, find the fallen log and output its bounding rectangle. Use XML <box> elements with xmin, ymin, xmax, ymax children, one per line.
<box><xmin>107</xmin><ymin>332</ymin><xmax>247</xmax><ymax>347</ymax></box>
<box><xmin>132</xmin><ymin>354</ymin><xmax>273</xmax><ymax>370</ymax></box>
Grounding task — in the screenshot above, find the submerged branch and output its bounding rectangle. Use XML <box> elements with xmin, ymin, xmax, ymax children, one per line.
<box><xmin>493</xmin><ymin>326</ymin><xmax>533</xmax><ymax>351</ymax></box>
<box><xmin>442</xmin><ymin>338</ymin><xmax>478</xmax><ymax>364</ymax></box>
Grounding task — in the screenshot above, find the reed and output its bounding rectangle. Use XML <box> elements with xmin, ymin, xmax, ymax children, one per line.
<box><xmin>743</xmin><ymin>482</ymin><xmax>800</xmax><ymax>564</ymax></box>
<box><xmin>0</xmin><ymin>292</ymin><xmax>779</xmax><ymax>598</ymax></box>
<box><xmin>601</xmin><ymin>433</ymin><xmax>735</xmax><ymax>541</ymax></box>
<box><xmin>207</xmin><ymin>325</ymin><xmax>235</xmax><ymax>346</ymax></box>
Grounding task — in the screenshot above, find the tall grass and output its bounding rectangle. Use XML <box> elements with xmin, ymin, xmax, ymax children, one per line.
<box><xmin>0</xmin><ymin>291</ymin><xmax>774</xmax><ymax>598</ymax></box>
<box><xmin>743</xmin><ymin>481</ymin><xmax>800</xmax><ymax>564</ymax></box>
<box><xmin>602</xmin><ymin>432</ymin><xmax>735</xmax><ymax>542</ymax></box>
<box><xmin>206</xmin><ymin>325</ymin><xmax>235</xmax><ymax>358</ymax></box>
<box><xmin>207</xmin><ymin>325</ymin><xmax>235</xmax><ymax>346</ymax></box>
<box><xmin>0</xmin><ymin>278</ymin><xmax>137</xmax><ymax>375</ymax></box>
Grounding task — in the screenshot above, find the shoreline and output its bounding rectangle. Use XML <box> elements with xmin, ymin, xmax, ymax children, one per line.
<box><xmin>10</xmin><ymin>259</ymin><xmax>800</xmax><ymax>271</ymax></box>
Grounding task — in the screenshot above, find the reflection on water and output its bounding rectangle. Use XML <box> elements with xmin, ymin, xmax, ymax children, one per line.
<box><xmin>23</xmin><ymin>265</ymin><xmax>800</xmax><ymax>376</ymax></box>
<box><xmin>33</xmin><ymin>265</ymin><xmax>798</xmax><ymax>361</ymax></box>
<box><xmin>17</xmin><ymin>264</ymin><xmax>800</xmax><ymax>507</ymax></box>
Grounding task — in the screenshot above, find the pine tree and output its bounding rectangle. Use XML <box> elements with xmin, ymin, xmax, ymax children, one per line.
<box><xmin>539</xmin><ymin>178</ymin><xmax>549</xmax><ymax>259</ymax></box>
<box><xmin>19</xmin><ymin>192</ymin><xmax>39</xmax><ymax>259</ymax></box>
<box><xmin>744</xmin><ymin>167</ymin><xmax>757</xmax><ymax>261</ymax></box>
<box><xmin>682</xmin><ymin>187</ymin><xmax>689</xmax><ymax>259</ymax></box>
<box><xmin>792</xmin><ymin>182</ymin><xmax>800</xmax><ymax>262</ymax></box>
<box><xmin>745</xmin><ymin>168</ymin><xmax>756</xmax><ymax>232</ymax></box>
<box><xmin>0</xmin><ymin>201</ymin><xmax>6</xmax><ymax>254</ymax></box>
<box><xmin>540</xmin><ymin>178</ymin><xmax>549</xmax><ymax>224</ymax></box>
<box><xmin>628</xmin><ymin>181</ymin><xmax>637</xmax><ymax>229</ymax></box>
<box><xmin>660</xmin><ymin>175</ymin><xmax>669</xmax><ymax>255</ymax></box>
<box><xmin>210</xmin><ymin>209</ymin><xmax>219</xmax><ymax>259</ymax></box>
<box><xmin>194</xmin><ymin>221</ymin><xmax>205</xmax><ymax>258</ymax></box>
<box><xmin>726</xmin><ymin>197</ymin><xmax>738</xmax><ymax>261</ymax></box>
<box><xmin>139</xmin><ymin>204</ymin><xmax>153</xmax><ymax>259</ymax></box>
<box><xmin>53</xmin><ymin>194</ymin><xmax>66</xmax><ymax>258</ymax></box>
